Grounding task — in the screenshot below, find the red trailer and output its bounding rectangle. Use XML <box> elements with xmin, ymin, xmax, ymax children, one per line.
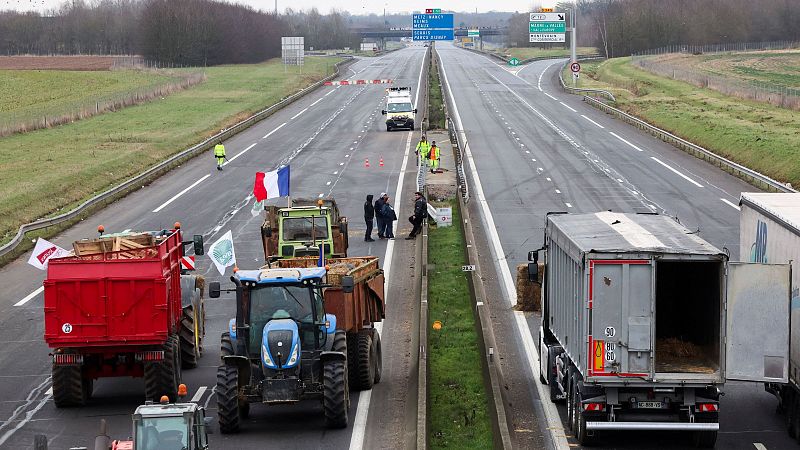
<box><xmin>44</xmin><ymin>227</ymin><xmax>206</xmax><ymax>406</ymax></box>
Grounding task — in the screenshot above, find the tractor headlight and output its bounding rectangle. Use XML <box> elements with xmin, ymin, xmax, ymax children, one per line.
<box><xmin>287</xmin><ymin>343</ymin><xmax>299</xmax><ymax>367</ymax></box>
<box><xmin>261</xmin><ymin>345</ymin><xmax>276</xmax><ymax>368</ymax></box>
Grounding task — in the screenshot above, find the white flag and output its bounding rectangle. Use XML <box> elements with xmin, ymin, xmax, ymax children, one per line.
<box><xmin>208</xmin><ymin>230</ymin><xmax>236</xmax><ymax>276</ymax></box>
<box><xmin>250</xmin><ymin>199</ymin><xmax>265</xmax><ymax>218</ymax></box>
<box><xmin>28</xmin><ymin>238</ymin><xmax>70</xmax><ymax>270</ymax></box>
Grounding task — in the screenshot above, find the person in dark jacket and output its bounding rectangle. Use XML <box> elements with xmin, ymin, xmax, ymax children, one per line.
<box><xmin>364</xmin><ymin>194</ymin><xmax>375</xmax><ymax>242</ymax></box>
<box><xmin>375</xmin><ymin>193</ymin><xmax>387</xmax><ymax>239</ymax></box>
<box><xmin>382</xmin><ymin>195</ymin><xmax>397</xmax><ymax>239</ymax></box>
<box><xmin>406</xmin><ymin>191</ymin><xmax>427</xmax><ymax>239</ymax></box>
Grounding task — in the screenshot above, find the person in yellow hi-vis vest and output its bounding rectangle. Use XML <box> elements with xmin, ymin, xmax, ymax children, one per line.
<box><xmin>429</xmin><ymin>141</ymin><xmax>440</xmax><ymax>173</ymax></box>
<box><xmin>415</xmin><ymin>135</ymin><xmax>431</xmax><ymax>166</ymax></box>
<box><xmin>214</xmin><ymin>141</ymin><xmax>226</xmax><ymax>171</ymax></box>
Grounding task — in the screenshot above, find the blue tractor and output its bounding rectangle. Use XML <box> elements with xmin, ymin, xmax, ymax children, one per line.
<box><xmin>209</xmin><ymin>267</ymin><xmax>350</xmax><ymax>432</ymax></box>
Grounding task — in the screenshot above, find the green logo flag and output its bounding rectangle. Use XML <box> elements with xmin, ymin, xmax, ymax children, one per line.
<box><xmin>209</xmin><ymin>230</ymin><xmax>236</xmax><ymax>275</ymax></box>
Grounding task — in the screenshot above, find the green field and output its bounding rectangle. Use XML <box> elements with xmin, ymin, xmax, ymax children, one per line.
<box><xmin>428</xmin><ymin>201</ymin><xmax>493</xmax><ymax>449</ymax></box>
<box><xmin>503</xmin><ymin>46</ymin><xmax>597</xmax><ymax>60</ymax></box>
<box><xmin>0</xmin><ymin>57</ymin><xmax>341</xmax><ymax>244</ymax></box>
<box><xmin>0</xmin><ymin>70</ymin><xmax>180</xmax><ymax>129</ymax></box>
<box><xmin>651</xmin><ymin>50</ymin><xmax>800</xmax><ymax>89</ymax></box>
<box><xmin>566</xmin><ymin>57</ymin><xmax>800</xmax><ymax>187</ymax></box>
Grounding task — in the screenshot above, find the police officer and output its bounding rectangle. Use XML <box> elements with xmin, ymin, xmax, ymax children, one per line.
<box><xmin>415</xmin><ymin>135</ymin><xmax>431</xmax><ymax>166</ymax></box>
<box><xmin>214</xmin><ymin>141</ymin><xmax>226</xmax><ymax>171</ymax></box>
<box><xmin>429</xmin><ymin>141</ymin><xmax>440</xmax><ymax>173</ymax></box>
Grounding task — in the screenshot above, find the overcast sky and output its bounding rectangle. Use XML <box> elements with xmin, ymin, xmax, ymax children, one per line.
<box><xmin>0</xmin><ymin>0</ymin><xmax>540</xmax><ymax>15</ymax></box>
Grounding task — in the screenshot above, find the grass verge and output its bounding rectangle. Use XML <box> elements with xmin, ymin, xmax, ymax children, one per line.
<box><xmin>428</xmin><ymin>200</ymin><xmax>493</xmax><ymax>449</ymax></box>
<box><xmin>0</xmin><ymin>56</ymin><xmax>341</xmax><ymax>245</ymax></box>
<box><xmin>564</xmin><ymin>57</ymin><xmax>800</xmax><ymax>187</ymax></box>
<box><xmin>428</xmin><ymin>53</ymin><xmax>446</xmax><ymax>130</ymax></box>
<box><xmin>503</xmin><ymin>46</ymin><xmax>597</xmax><ymax>60</ymax></box>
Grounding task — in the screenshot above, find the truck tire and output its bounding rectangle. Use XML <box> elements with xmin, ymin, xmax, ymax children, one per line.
<box><xmin>566</xmin><ymin>376</ymin><xmax>576</xmax><ymax>431</ymax></box>
<box><xmin>372</xmin><ymin>329</ymin><xmax>382</xmax><ymax>385</ymax></box>
<box><xmin>355</xmin><ymin>331</ymin><xmax>374</xmax><ymax>391</ymax></box>
<box><xmin>324</xmin><ymin>330</ymin><xmax>349</xmax><ymax>428</ymax></box>
<box><xmin>220</xmin><ymin>332</ymin><xmax>234</xmax><ymax>357</ymax></box>
<box><xmin>144</xmin><ymin>335</ymin><xmax>181</xmax><ymax>402</ymax></box>
<box><xmin>179</xmin><ymin>291</ymin><xmax>202</xmax><ymax>369</ymax></box>
<box><xmin>216</xmin><ymin>363</ymin><xmax>240</xmax><ymax>433</ymax></box>
<box><xmin>547</xmin><ymin>346</ymin><xmax>563</xmax><ymax>403</ymax></box>
<box><xmin>52</xmin><ymin>364</ymin><xmax>88</xmax><ymax>407</ymax></box>
<box><xmin>346</xmin><ymin>334</ymin><xmax>358</xmax><ymax>387</ymax></box>
<box><xmin>574</xmin><ymin>389</ymin><xmax>597</xmax><ymax>446</ymax></box>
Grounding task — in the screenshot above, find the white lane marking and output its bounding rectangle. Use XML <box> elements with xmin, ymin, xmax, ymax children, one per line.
<box><xmin>224</xmin><ymin>143</ymin><xmax>257</xmax><ymax>165</ymax></box>
<box><xmin>14</xmin><ymin>286</ymin><xmax>44</xmax><ymax>307</ymax></box>
<box><xmin>650</xmin><ymin>157</ymin><xmax>704</xmax><ymax>188</ymax></box>
<box><xmin>754</xmin><ymin>444</ymin><xmax>768</xmax><ymax>450</ymax></box>
<box><xmin>555</xmin><ymin>189</ymin><xmax>561</xmax><ymax>194</ymax></box>
<box><xmin>190</xmin><ymin>386</ymin><xmax>207</xmax><ymax>403</ymax></box>
<box><xmin>721</xmin><ymin>198</ymin><xmax>741</xmax><ymax>210</ymax></box>
<box><xmin>326</xmin><ymin>181</ymin><xmax>332</xmax><ymax>186</ymax></box>
<box><xmin>565</xmin><ymin>202</ymin><xmax>573</xmax><ymax>208</ymax></box>
<box><xmin>152</xmin><ymin>174</ymin><xmax>211</xmax><ymax>213</ymax></box>
<box><xmin>309</xmin><ymin>98</ymin><xmax>323</xmax><ymax>107</ymax></box>
<box><xmin>0</xmin><ymin>377</ymin><xmax>52</xmax><ymax>446</ymax></box>
<box><xmin>45</xmin><ymin>387</ymin><xmax>52</xmax><ymax>395</ymax></box>
<box><xmin>290</xmin><ymin>107</ymin><xmax>308</xmax><ymax>120</ymax></box>
<box><xmin>349</xmin><ymin>49</ymin><xmax>424</xmax><ymax>450</ymax></box>
<box><xmin>580</xmin><ymin>115</ymin><xmax>605</xmax><ymax>129</ymax></box>
<box><xmin>545</xmin><ymin>93</ymin><xmax>557</xmax><ymax>100</ymax></box>
<box><xmin>546</xmin><ymin>177</ymin><xmax>551</xmax><ymax>181</ymax></box>
<box><xmin>263</xmin><ymin>122</ymin><xmax>287</xmax><ymax>139</ymax></box>
<box><xmin>609</xmin><ymin>132</ymin><xmax>644</xmax><ymax>152</ymax></box>
<box><xmin>318</xmin><ymin>193</ymin><xmax>324</xmax><ymax>198</ymax></box>
<box><xmin>536</xmin><ymin>60</ymin><xmax>561</xmax><ymax>91</ymax></box>
<box><xmin>559</xmin><ymin>102</ymin><xmax>577</xmax><ymax>113</ymax></box>
<box><xmin>440</xmin><ymin>50</ymin><xmax>570</xmax><ymax>450</ymax></box>
<box><xmin>324</xmin><ymin>90</ymin><xmax>334</xmax><ymax>97</ymax></box>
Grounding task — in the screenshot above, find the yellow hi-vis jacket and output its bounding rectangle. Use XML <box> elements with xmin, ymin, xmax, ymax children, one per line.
<box><xmin>416</xmin><ymin>140</ymin><xmax>430</xmax><ymax>157</ymax></box>
<box><xmin>214</xmin><ymin>144</ymin><xmax>226</xmax><ymax>157</ymax></box>
<box><xmin>429</xmin><ymin>145</ymin><xmax>439</xmax><ymax>161</ymax></box>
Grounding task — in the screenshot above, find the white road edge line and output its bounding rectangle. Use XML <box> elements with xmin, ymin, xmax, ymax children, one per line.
<box><xmin>559</xmin><ymin>101</ymin><xmax>577</xmax><ymax>113</ymax></box>
<box><xmin>721</xmin><ymin>198</ymin><xmax>741</xmax><ymax>210</ymax></box>
<box><xmin>650</xmin><ymin>156</ymin><xmax>704</xmax><ymax>188</ymax></box>
<box><xmin>152</xmin><ymin>174</ymin><xmax>211</xmax><ymax>213</ymax></box>
<box><xmin>224</xmin><ymin>143</ymin><xmax>257</xmax><ymax>165</ymax></box>
<box><xmin>348</xmin><ymin>48</ymin><xmax>424</xmax><ymax>450</ymax></box>
<box><xmin>536</xmin><ymin>60</ymin><xmax>561</xmax><ymax>92</ymax></box>
<box><xmin>14</xmin><ymin>286</ymin><xmax>44</xmax><ymax>307</ymax></box>
<box><xmin>290</xmin><ymin>107</ymin><xmax>308</xmax><ymax>120</ymax></box>
<box><xmin>609</xmin><ymin>131</ymin><xmax>644</xmax><ymax>152</ymax></box>
<box><xmin>580</xmin><ymin>115</ymin><xmax>605</xmax><ymax>129</ymax></box>
<box><xmin>263</xmin><ymin>122</ymin><xmax>287</xmax><ymax>139</ymax></box>
<box><xmin>439</xmin><ymin>50</ymin><xmax>570</xmax><ymax>450</ymax></box>
<box><xmin>190</xmin><ymin>386</ymin><xmax>208</xmax><ymax>403</ymax></box>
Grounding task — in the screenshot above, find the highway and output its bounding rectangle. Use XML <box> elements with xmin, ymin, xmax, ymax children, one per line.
<box><xmin>436</xmin><ymin>41</ymin><xmax>791</xmax><ymax>449</ymax></box>
<box><xmin>0</xmin><ymin>46</ymin><xmax>427</xmax><ymax>449</ymax></box>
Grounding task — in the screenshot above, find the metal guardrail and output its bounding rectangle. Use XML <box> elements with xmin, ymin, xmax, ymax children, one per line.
<box><xmin>558</xmin><ymin>58</ymin><xmax>616</xmax><ymax>102</ymax></box>
<box><xmin>0</xmin><ymin>57</ymin><xmax>356</xmax><ymax>259</ymax></box>
<box><xmin>583</xmin><ymin>95</ymin><xmax>797</xmax><ymax>193</ymax></box>
<box><xmin>433</xmin><ymin>49</ymin><xmax>470</xmax><ymax>203</ymax></box>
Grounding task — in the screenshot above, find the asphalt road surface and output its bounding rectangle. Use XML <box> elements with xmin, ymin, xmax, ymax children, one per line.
<box><xmin>0</xmin><ymin>46</ymin><xmax>428</xmax><ymax>449</ymax></box>
<box><xmin>436</xmin><ymin>41</ymin><xmax>790</xmax><ymax>450</ymax></box>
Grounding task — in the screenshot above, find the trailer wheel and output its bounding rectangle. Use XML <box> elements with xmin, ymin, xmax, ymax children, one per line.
<box><xmin>574</xmin><ymin>389</ymin><xmax>597</xmax><ymax>446</ymax></box>
<box><xmin>791</xmin><ymin>396</ymin><xmax>800</xmax><ymax>441</ymax></box>
<box><xmin>566</xmin><ymin>376</ymin><xmax>575</xmax><ymax>431</ymax></box>
<box><xmin>547</xmin><ymin>346</ymin><xmax>563</xmax><ymax>403</ymax></box>
<box><xmin>220</xmin><ymin>332</ymin><xmax>234</xmax><ymax>357</ymax></box>
<box><xmin>179</xmin><ymin>292</ymin><xmax>202</xmax><ymax>369</ymax></box>
<box><xmin>144</xmin><ymin>335</ymin><xmax>180</xmax><ymax>402</ymax></box>
<box><xmin>372</xmin><ymin>329</ymin><xmax>382</xmax><ymax>385</ymax></box>
<box><xmin>52</xmin><ymin>364</ymin><xmax>88</xmax><ymax>407</ymax></box>
<box><xmin>324</xmin><ymin>330</ymin><xmax>350</xmax><ymax>428</ymax></box>
<box><xmin>355</xmin><ymin>331</ymin><xmax>375</xmax><ymax>391</ymax></box>
<box><xmin>346</xmin><ymin>333</ymin><xmax>358</xmax><ymax>387</ymax></box>
<box><xmin>216</xmin><ymin>363</ymin><xmax>240</xmax><ymax>434</ymax></box>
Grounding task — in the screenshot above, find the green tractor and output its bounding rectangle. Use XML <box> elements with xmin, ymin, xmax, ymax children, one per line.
<box><xmin>261</xmin><ymin>198</ymin><xmax>348</xmax><ymax>260</ymax></box>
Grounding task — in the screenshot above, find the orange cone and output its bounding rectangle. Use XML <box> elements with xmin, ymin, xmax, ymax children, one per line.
<box><xmin>379</xmin><ymin>157</ymin><xmax>384</xmax><ymax>167</ymax></box>
<box><xmin>365</xmin><ymin>158</ymin><xmax>370</xmax><ymax>168</ymax></box>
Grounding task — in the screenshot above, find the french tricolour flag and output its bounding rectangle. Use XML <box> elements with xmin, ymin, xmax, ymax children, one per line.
<box><xmin>253</xmin><ymin>166</ymin><xmax>290</xmax><ymax>202</ymax></box>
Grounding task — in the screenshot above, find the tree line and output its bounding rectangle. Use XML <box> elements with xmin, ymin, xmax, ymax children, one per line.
<box><xmin>0</xmin><ymin>0</ymin><xmax>360</xmax><ymax>65</ymax></box>
<box><xmin>507</xmin><ymin>0</ymin><xmax>800</xmax><ymax>57</ymax></box>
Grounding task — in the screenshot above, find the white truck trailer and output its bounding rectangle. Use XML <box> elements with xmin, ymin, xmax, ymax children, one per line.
<box><xmin>531</xmin><ymin>211</ymin><xmax>791</xmax><ymax>447</ymax></box>
<box><xmin>739</xmin><ymin>192</ymin><xmax>800</xmax><ymax>441</ymax></box>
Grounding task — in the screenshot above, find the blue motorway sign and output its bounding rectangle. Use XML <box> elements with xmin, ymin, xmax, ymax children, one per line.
<box><xmin>412</xmin><ymin>13</ymin><xmax>454</xmax><ymax>29</ymax></box>
<box><xmin>412</xmin><ymin>29</ymin><xmax>454</xmax><ymax>41</ymax></box>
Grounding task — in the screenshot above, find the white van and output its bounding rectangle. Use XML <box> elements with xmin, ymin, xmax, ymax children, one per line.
<box><xmin>382</xmin><ymin>87</ymin><xmax>416</xmax><ymax>131</ymax></box>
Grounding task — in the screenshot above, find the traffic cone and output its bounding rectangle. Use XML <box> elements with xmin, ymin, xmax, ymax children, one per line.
<box><xmin>365</xmin><ymin>158</ymin><xmax>370</xmax><ymax>168</ymax></box>
<box><xmin>379</xmin><ymin>157</ymin><xmax>384</xmax><ymax>167</ymax></box>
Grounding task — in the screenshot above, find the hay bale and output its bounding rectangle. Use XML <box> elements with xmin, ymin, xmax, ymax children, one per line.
<box><xmin>515</xmin><ymin>263</ymin><xmax>543</xmax><ymax>312</ymax></box>
<box><xmin>656</xmin><ymin>337</ymin><xmax>701</xmax><ymax>358</ymax></box>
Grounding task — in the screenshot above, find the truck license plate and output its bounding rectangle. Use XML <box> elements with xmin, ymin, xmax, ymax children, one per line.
<box><xmin>636</xmin><ymin>401</ymin><xmax>665</xmax><ymax>409</ymax></box>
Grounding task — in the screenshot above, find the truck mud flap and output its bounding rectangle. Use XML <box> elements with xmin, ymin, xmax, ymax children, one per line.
<box><xmin>223</xmin><ymin>355</ymin><xmax>251</xmax><ymax>388</ymax></box>
<box><xmin>320</xmin><ymin>351</ymin><xmax>346</xmax><ymax>363</ymax></box>
<box><xmin>367</xmin><ymin>276</ymin><xmax>385</xmax><ymax>320</ymax></box>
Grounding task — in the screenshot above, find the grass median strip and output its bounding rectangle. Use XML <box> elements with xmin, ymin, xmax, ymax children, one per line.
<box><xmin>0</xmin><ymin>56</ymin><xmax>341</xmax><ymax>245</ymax></box>
<box><xmin>429</xmin><ymin>54</ymin><xmax>446</xmax><ymax>130</ymax></box>
<box><xmin>428</xmin><ymin>201</ymin><xmax>492</xmax><ymax>449</ymax></box>
<box><xmin>567</xmin><ymin>56</ymin><xmax>800</xmax><ymax>187</ymax></box>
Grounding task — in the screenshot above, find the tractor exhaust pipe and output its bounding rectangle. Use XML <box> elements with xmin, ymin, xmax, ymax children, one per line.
<box><xmin>94</xmin><ymin>419</ymin><xmax>111</xmax><ymax>450</ymax></box>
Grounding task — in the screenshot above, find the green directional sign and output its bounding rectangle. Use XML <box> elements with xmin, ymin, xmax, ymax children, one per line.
<box><xmin>508</xmin><ymin>57</ymin><xmax>520</xmax><ymax>66</ymax></box>
<box><xmin>529</xmin><ymin>22</ymin><xmax>566</xmax><ymax>33</ymax></box>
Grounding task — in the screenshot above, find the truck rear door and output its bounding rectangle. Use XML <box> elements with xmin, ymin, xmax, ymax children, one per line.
<box><xmin>725</xmin><ymin>262</ymin><xmax>791</xmax><ymax>382</ymax></box>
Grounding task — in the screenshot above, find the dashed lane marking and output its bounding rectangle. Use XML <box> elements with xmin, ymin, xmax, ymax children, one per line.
<box><xmin>190</xmin><ymin>386</ymin><xmax>207</xmax><ymax>403</ymax></box>
<box><xmin>14</xmin><ymin>286</ymin><xmax>44</xmax><ymax>307</ymax></box>
<box><xmin>152</xmin><ymin>174</ymin><xmax>211</xmax><ymax>213</ymax></box>
<box><xmin>545</xmin><ymin>93</ymin><xmax>557</xmax><ymax>100</ymax></box>
<box><xmin>651</xmin><ymin>157</ymin><xmax>704</xmax><ymax>188</ymax></box>
<box><xmin>581</xmin><ymin>115</ymin><xmax>605</xmax><ymax>129</ymax></box>
<box><xmin>290</xmin><ymin>107</ymin><xmax>308</xmax><ymax>120</ymax></box>
<box><xmin>560</xmin><ymin>102</ymin><xmax>577</xmax><ymax>113</ymax></box>
<box><xmin>721</xmin><ymin>198</ymin><xmax>741</xmax><ymax>210</ymax></box>
<box><xmin>609</xmin><ymin>132</ymin><xmax>644</xmax><ymax>152</ymax></box>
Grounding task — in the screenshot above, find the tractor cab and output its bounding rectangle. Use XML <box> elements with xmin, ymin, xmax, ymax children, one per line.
<box><xmin>261</xmin><ymin>198</ymin><xmax>348</xmax><ymax>260</ymax></box>
<box><xmin>131</xmin><ymin>400</ymin><xmax>211</xmax><ymax>450</ymax></box>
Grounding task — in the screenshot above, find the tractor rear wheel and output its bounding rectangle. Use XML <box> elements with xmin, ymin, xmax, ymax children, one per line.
<box><xmin>220</xmin><ymin>332</ymin><xmax>234</xmax><ymax>357</ymax></box>
<box><xmin>144</xmin><ymin>335</ymin><xmax>181</xmax><ymax>402</ymax></box>
<box><xmin>216</xmin><ymin>362</ymin><xmax>241</xmax><ymax>433</ymax></box>
<box><xmin>372</xmin><ymin>329</ymin><xmax>382</xmax><ymax>385</ymax></box>
<box><xmin>52</xmin><ymin>364</ymin><xmax>89</xmax><ymax>407</ymax></box>
<box><xmin>355</xmin><ymin>331</ymin><xmax>374</xmax><ymax>391</ymax></box>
